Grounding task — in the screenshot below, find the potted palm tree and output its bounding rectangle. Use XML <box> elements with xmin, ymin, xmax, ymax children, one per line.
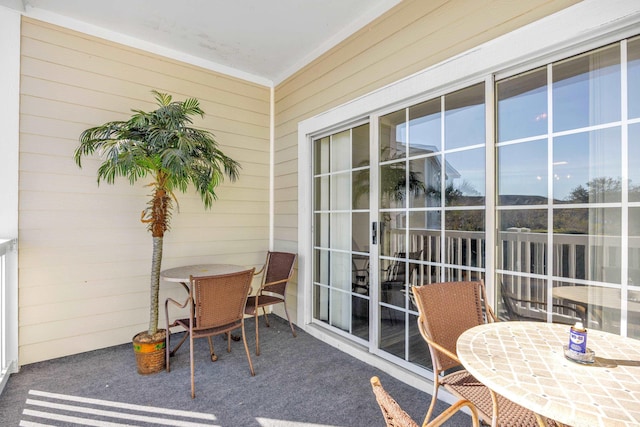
<box><xmin>74</xmin><ymin>91</ymin><xmax>240</xmax><ymax>374</ymax></box>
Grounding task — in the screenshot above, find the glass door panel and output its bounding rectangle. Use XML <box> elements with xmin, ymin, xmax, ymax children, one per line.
<box><xmin>496</xmin><ymin>38</ymin><xmax>637</xmax><ymax>336</ymax></box>
<box><xmin>312</xmin><ymin>123</ymin><xmax>370</xmax><ymax>341</ymax></box>
<box><xmin>378</xmin><ymin>82</ymin><xmax>486</xmax><ymax>365</ymax></box>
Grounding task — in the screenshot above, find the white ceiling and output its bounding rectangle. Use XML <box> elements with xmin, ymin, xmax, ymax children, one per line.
<box><xmin>2</xmin><ymin>0</ymin><xmax>401</xmax><ymax>86</ymax></box>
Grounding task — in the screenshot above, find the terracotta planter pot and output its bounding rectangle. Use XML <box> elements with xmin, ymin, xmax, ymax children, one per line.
<box><xmin>132</xmin><ymin>329</ymin><xmax>166</xmax><ymax>375</ymax></box>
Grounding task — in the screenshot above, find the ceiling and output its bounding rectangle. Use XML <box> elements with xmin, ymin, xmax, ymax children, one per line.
<box><xmin>1</xmin><ymin>0</ymin><xmax>401</xmax><ymax>86</ymax></box>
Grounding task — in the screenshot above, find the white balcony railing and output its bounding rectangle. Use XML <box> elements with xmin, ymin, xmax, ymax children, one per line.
<box><xmin>0</xmin><ymin>238</ymin><xmax>18</xmax><ymax>395</ymax></box>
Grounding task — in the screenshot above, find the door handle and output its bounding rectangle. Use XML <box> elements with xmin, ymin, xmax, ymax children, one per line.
<box><xmin>372</xmin><ymin>222</ymin><xmax>377</xmax><ymax>245</ymax></box>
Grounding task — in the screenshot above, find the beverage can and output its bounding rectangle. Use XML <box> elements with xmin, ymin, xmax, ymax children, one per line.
<box><xmin>569</xmin><ymin>321</ymin><xmax>587</xmax><ymax>353</ymax></box>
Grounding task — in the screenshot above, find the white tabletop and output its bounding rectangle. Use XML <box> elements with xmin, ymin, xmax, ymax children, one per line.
<box><xmin>160</xmin><ymin>264</ymin><xmax>246</xmax><ymax>283</ymax></box>
<box><xmin>457</xmin><ymin>321</ymin><xmax>640</xmax><ymax>427</ymax></box>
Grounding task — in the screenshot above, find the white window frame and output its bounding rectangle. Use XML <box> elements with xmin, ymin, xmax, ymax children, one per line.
<box><xmin>298</xmin><ymin>0</ymin><xmax>640</xmax><ymax>388</ymax></box>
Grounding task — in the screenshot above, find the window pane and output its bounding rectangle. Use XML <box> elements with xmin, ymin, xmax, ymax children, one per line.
<box><xmin>497</xmin><ymin>67</ymin><xmax>548</xmax><ymax>141</ymax></box>
<box><xmin>314</xmin><ymin>284</ymin><xmax>329</xmax><ymax>321</ymax></box>
<box><xmin>630</xmin><ymin>207</ymin><xmax>640</xmax><ymax>286</ymax></box>
<box><xmin>380</xmin><ymin>109</ymin><xmax>406</xmax><ymax>161</ymax></box>
<box><xmin>445</xmin><ymin>83</ymin><xmax>485</xmax><ymax>150</ymax></box>
<box><xmin>331</xmin><ymin>172</ymin><xmax>351</xmax><ymax>210</ymax></box>
<box><xmin>445</xmin><ymin>210</ymin><xmax>484</xmax><ymax>270</ymax></box>
<box><xmin>553</xmin><ymin>282</ymin><xmax>621</xmax><ymax>334</ymax></box>
<box><xmin>445</xmin><ymin>268</ymin><xmax>484</xmax><ymax>282</ymax></box>
<box><xmin>380</xmin><ymin>212</ymin><xmax>406</xmax><ymax>257</ymax></box>
<box><xmin>314</xmin><ymin>249</ymin><xmax>329</xmax><ymax>285</ymax></box>
<box><xmin>314</xmin><ymin>176</ymin><xmax>329</xmax><ymax>210</ymax></box>
<box><xmin>444</xmin><ymin>148</ymin><xmax>485</xmax><ymax>206</ymax></box>
<box><xmin>553</xmin><ymin>127</ymin><xmax>622</xmax><ymax>203</ymax></box>
<box><xmin>553</xmin><ymin>45</ymin><xmax>621</xmax><ymax>132</ymax></box>
<box><xmin>409</xmin><ymin>98</ymin><xmax>441</xmax><ymax>154</ymax></box>
<box><xmin>330</xmin><ymin>213</ymin><xmax>351</xmax><ymax>251</ymax></box>
<box><xmin>353</xmin><ymin>169</ymin><xmax>369</xmax><ymax>209</ymax></box>
<box><xmin>352</xmin><ymin>294</ymin><xmax>369</xmax><ymax>340</ymax></box>
<box><xmin>314</xmin><ymin>136</ymin><xmax>330</xmax><ymax>174</ymax></box>
<box><xmin>499</xmin><ymin>210</ymin><xmax>549</xmax><ymax>233</ymax></box>
<box><xmin>380</xmin><ymin>161</ymin><xmax>408</xmax><ymax>209</ymax></box>
<box><xmin>445</xmin><ymin>209</ymin><xmax>484</xmax><ymax>232</ymax></box>
<box><xmin>498</xmin><ymin>274</ymin><xmax>545</xmax><ymax>321</ymax></box>
<box><xmin>409</xmin><ymin>210</ymin><xmax>441</xmax><ymax>264</ymax></box>
<box><xmin>628</xmin><ymin>37</ymin><xmax>640</xmax><ymax>119</ymax></box>
<box><xmin>498</xmin><ymin>139</ymin><xmax>548</xmax><ymax>205</ymax></box>
<box><xmin>352</xmin><ymin>123</ymin><xmax>370</xmax><ymax>168</ymax></box>
<box><xmin>409</xmin><ymin>156</ymin><xmax>438</xmax><ymax>208</ymax></box>
<box><xmin>330</xmin><ymin>289</ymin><xmax>350</xmax><ymax>332</ymax></box>
<box><xmin>352</xmin><ymin>212</ymin><xmax>369</xmax><ymax>253</ymax></box>
<box><xmin>553</xmin><ymin>208</ymin><xmax>621</xmax><ymax>282</ymax></box>
<box><xmin>408</xmin><ymin>313</ymin><xmax>430</xmax><ymax>367</ymax></box>
<box><xmin>314</xmin><ymin>213</ymin><xmax>329</xmax><ymax>247</ymax></box>
<box><xmin>498</xmin><ymin>210</ymin><xmax>547</xmax><ymax>274</ymax></box>
<box><xmin>379</xmin><ymin>309</ymin><xmax>406</xmax><ymax>358</ymax></box>
<box><xmin>630</xmin><ymin>123</ymin><xmax>640</xmax><ymax>202</ymax></box>
<box><xmin>331</xmin><ymin>130</ymin><xmax>351</xmax><ymax>172</ymax></box>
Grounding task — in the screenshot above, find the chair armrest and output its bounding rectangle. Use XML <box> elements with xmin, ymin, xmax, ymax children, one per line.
<box><xmin>165</xmin><ymin>296</ymin><xmax>190</xmax><ymax>310</ymax></box>
<box><xmin>259</xmin><ymin>278</ymin><xmax>290</xmax><ymax>295</ymax></box>
<box><xmin>165</xmin><ymin>296</ymin><xmax>191</xmax><ymax>329</ymax></box>
<box><xmin>263</xmin><ymin>277</ymin><xmax>289</xmax><ymax>287</ymax></box>
<box><xmin>416</xmin><ymin>315</ymin><xmax>462</xmax><ymax>363</ymax></box>
<box><xmin>424</xmin><ymin>336</ymin><xmax>462</xmax><ymax>365</ymax></box>
<box><xmin>254</xmin><ymin>264</ymin><xmax>266</xmax><ymax>276</ymax></box>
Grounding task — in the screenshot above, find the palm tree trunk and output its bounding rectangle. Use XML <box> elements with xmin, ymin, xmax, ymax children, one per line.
<box><xmin>149</xmin><ymin>236</ymin><xmax>163</xmax><ymax>335</ymax></box>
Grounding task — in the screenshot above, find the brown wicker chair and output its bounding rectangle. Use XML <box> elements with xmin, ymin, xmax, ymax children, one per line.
<box><xmin>370</xmin><ymin>376</ymin><xmax>479</xmax><ymax>427</ymax></box>
<box><xmin>412</xmin><ymin>281</ymin><xmax>552</xmax><ymax>427</ymax></box>
<box><xmin>165</xmin><ymin>268</ymin><xmax>255</xmax><ymax>398</ymax></box>
<box><xmin>244</xmin><ymin>251</ymin><xmax>297</xmax><ymax>355</ymax></box>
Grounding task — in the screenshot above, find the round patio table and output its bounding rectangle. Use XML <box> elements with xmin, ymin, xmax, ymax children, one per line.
<box><xmin>457</xmin><ymin>321</ymin><xmax>640</xmax><ymax>426</ymax></box>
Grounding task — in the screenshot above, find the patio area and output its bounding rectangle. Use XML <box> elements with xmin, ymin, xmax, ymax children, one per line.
<box><xmin>0</xmin><ymin>316</ymin><xmax>471</xmax><ymax>426</ymax></box>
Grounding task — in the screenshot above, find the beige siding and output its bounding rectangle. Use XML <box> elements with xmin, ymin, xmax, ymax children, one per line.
<box><xmin>272</xmin><ymin>0</ymin><xmax>580</xmax><ymax>322</ymax></box>
<box><xmin>18</xmin><ymin>18</ymin><xmax>270</xmax><ymax>364</ymax></box>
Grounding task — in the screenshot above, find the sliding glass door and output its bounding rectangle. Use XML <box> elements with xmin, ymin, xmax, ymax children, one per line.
<box><xmin>312</xmin><ymin>83</ymin><xmax>487</xmax><ymax>367</ymax></box>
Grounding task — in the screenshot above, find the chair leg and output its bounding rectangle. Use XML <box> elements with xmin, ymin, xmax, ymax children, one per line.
<box><xmin>422</xmin><ymin>379</ymin><xmax>440</xmax><ymax>426</ymax></box>
<box><xmin>189</xmin><ymin>334</ymin><xmax>195</xmax><ymax>399</ymax></box>
<box><xmin>207</xmin><ymin>336</ymin><xmax>218</xmax><ymax>362</ymax></box>
<box><xmin>241</xmin><ymin>320</ymin><xmax>255</xmax><ymax>376</ymax></box>
<box><xmin>262</xmin><ymin>307</ymin><xmax>270</xmax><ymax>327</ymax></box>
<box><xmin>282</xmin><ymin>302</ymin><xmax>297</xmax><ymax>338</ymax></box>
<box><xmin>226</xmin><ymin>333</ymin><xmax>232</xmax><ymax>353</ymax></box>
<box><xmin>165</xmin><ymin>330</ymin><xmax>171</xmax><ymax>372</ymax></box>
<box><xmin>254</xmin><ymin>312</ymin><xmax>260</xmax><ymax>356</ymax></box>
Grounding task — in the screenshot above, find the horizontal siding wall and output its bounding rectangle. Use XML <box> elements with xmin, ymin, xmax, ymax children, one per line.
<box><xmin>19</xmin><ymin>18</ymin><xmax>271</xmax><ymax>364</ymax></box>
<box><xmin>273</xmin><ymin>0</ymin><xmax>580</xmax><ymax>323</ymax></box>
